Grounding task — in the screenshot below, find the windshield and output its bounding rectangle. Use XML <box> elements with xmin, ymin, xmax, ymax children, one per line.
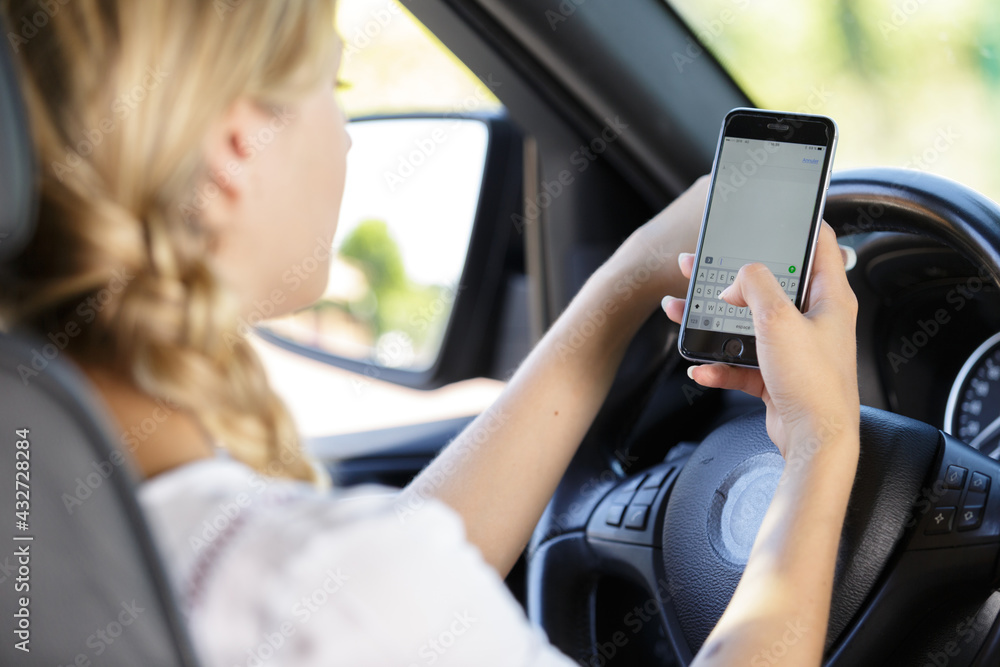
<box><xmin>668</xmin><ymin>0</ymin><xmax>1000</xmax><ymax>200</ymax></box>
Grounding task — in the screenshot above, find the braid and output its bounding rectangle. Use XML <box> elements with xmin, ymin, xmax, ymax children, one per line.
<box><xmin>1</xmin><ymin>0</ymin><xmax>336</xmax><ymax>487</ymax></box>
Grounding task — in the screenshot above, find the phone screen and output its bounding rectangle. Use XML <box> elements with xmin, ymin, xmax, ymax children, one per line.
<box><xmin>680</xmin><ymin>110</ymin><xmax>836</xmax><ymax>366</ymax></box>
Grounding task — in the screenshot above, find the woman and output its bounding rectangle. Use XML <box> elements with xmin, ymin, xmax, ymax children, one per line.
<box><xmin>0</xmin><ymin>0</ymin><xmax>859</xmax><ymax>665</ymax></box>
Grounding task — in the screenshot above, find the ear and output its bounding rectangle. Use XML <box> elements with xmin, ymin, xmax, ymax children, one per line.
<box><xmin>197</xmin><ymin>98</ymin><xmax>266</xmax><ymax>233</ymax></box>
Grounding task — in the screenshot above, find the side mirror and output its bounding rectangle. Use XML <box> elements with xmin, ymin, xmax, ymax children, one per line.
<box><xmin>259</xmin><ymin>113</ymin><xmax>527</xmax><ymax>389</ymax></box>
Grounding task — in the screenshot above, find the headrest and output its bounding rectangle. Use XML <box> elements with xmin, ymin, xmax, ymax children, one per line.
<box><xmin>0</xmin><ymin>14</ymin><xmax>37</xmax><ymax>262</ymax></box>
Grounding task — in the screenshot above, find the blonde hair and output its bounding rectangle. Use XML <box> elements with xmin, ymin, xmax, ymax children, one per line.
<box><xmin>0</xmin><ymin>0</ymin><xmax>339</xmax><ymax>486</ymax></box>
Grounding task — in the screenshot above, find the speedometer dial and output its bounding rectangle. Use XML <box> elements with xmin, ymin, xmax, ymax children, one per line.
<box><xmin>946</xmin><ymin>332</ymin><xmax>1000</xmax><ymax>458</ymax></box>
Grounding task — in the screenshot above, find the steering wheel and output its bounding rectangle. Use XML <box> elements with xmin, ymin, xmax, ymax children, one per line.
<box><xmin>527</xmin><ymin>167</ymin><xmax>1000</xmax><ymax>666</ymax></box>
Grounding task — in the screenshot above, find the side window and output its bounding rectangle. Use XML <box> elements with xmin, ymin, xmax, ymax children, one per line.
<box><xmin>255</xmin><ymin>0</ymin><xmax>505</xmax><ymax>438</ymax></box>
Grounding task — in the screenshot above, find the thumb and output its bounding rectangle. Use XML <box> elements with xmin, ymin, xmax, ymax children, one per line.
<box><xmin>720</xmin><ymin>263</ymin><xmax>797</xmax><ymax>331</ymax></box>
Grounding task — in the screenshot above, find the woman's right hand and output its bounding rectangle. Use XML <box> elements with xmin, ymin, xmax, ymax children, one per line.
<box><xmin>661</xmin><ymin>222</ymin><xmax>859</xmax><ymax>466</ymax></box>
<box><xmin>673</xmin><ymin>223</ymin><xmax>860</xmax><ymax>667</ymax></box>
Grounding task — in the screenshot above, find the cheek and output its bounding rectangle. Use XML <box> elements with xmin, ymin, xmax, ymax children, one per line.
<box><xmin>296</xmin><ymin>101</ymin><xmax>346</xmax><ymax>309</ymax></box>
<box><xmin>265</xmin><ymin>93</ymin><xmax>345</xmax><ymax>316</ymax></box>
<box><xmin>323</xmin><ymin>106</ymin><xmax>349</xmax><ymax>210</ymax></box>
<box><xmin>302</xmin><ymin>97</ymin><xmax>347</xmax><ymax>234</ymax></box>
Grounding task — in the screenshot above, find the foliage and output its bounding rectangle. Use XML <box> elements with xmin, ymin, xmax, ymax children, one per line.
<box><xmin>669</xmin><ymin>0</ymin><xmax>1000</xmax><ymax>199</ymax></box>
<box><xmin>338</xmin><ymin>219</ymin><xmax>449</xmax><ymax>356</ymax></box>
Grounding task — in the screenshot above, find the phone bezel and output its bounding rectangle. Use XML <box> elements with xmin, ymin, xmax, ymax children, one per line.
<box><xmin>678</xmin><ymin>107</ymin><xmax>838</xmax><ymax>368</ymax></box>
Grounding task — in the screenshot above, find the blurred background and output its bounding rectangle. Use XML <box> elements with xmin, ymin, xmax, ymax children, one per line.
<box><xmin>670</xmin><ymin>0</ymin><xmax>1000</xmax><ymax>197</ymax></box>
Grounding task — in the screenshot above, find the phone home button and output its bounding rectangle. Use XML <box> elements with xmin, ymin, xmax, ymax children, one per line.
<box><xmin>723</xmin><ymin>338</ymin><xmax>744</xmax><ymax>359</ymax></box>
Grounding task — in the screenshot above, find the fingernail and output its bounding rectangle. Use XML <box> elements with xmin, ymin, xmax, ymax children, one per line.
<box><xmin>840</xmin><ymin>244</ymin><xmax>857</xmax><ymax>271</ymax></box>
<box><xmin>686</xmin><ymin>365</ymin><xmax>696</xmax><ymax>380</ymax></box>
<box><xmin>661</xmin><ymin>295</ymin><xmax>677</xmax><ymax>311</ymax></box>
<box><xmin>718</xmin><ymin>286</ymin><xmax>732</xmax><ymax>300</ymax></box>
<box><xmin>678</xmin><ymin>252</ymin><xmax>694</xmax><ymax>268</ymax></box>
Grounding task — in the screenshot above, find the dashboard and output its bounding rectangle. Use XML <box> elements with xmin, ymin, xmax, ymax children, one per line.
<box><xmin>945</xmin><ymin>333</ymin><xmax>1000</xmax><ymax>456</ymax></box>
<box><xmin>846</xmin><ymin>232</ymin><xmax>1000</xmax><ymax>455</ymax></box>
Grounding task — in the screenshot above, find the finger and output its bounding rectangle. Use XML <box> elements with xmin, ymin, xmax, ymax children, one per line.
<box><xmin>718</xmin><ymin>263</ymin><xmax>795</xmax><ymax>326</ymax></box>
<box><xmin>661</xmin><ymin>295</ymin><xmax>686</xmax><ymax>323</ymax></box>
<box><xmin>804</xmin><ymin>222</ymin><xmax>854</xmax><ymax>314</ymax></box>
<box><xmin>688</xmin><ymin>363</ymin><xmax>766</xmax><ymax>399</ymax></box>
<box><xmin>678</xmin><ymin>252</ymin><xmax>695</xmax><ymax>279</ymax></box>
<box><xmin>838</xmin><ymin>243</ymin><xmax>857</xmax><ymax>270</ymax></box>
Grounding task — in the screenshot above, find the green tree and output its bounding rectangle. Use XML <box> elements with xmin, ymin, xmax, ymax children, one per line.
<box><xmin>338</xmin><ymin>220</ymin><xmax>448</xmax><ymax>361</ymax></box>
<box><xmin>339</xmin><ymin>219</ymin><xmax>406</xmax><ymax>294</ymax></box>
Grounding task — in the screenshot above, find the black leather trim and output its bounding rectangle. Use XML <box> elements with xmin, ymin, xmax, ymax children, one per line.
<box><xmin>827</xmin><ymin>168</ymin><xmax>1000</xmax><ymax>283</ymax></box>
<box><xmin>526</xmin><ymin>533</ymin><xmax>600</xmax><ymax>664</ymax></box>
<box><xmin>829</xmin><ymin>406</ymin><xmax>941</xmax><ymax>645</ymax></box>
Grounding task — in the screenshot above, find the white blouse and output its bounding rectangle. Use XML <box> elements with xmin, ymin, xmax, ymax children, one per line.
<box><xmin>137</xmin><ymin>456</ymin><xmax>576</xmax><ymax>667</ymax></box>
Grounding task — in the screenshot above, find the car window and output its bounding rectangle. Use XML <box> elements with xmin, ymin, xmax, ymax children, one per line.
<box><xmin>667</xmin><ymin>0</ymin><xmax>1000</xmax><ymax>200</ymax></box>
<box><xmin>335</xmin><ymin>0</ymin><xmax>501</xmax><ymax>117</ymax></box>
<box><xmin>255</xmin><ymin>0</ymin><xmax>504</xmax><ymax>440</ymax></box>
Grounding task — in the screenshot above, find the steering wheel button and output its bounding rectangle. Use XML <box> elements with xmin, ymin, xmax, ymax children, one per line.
<box><xmin>640</xmin><ymin>468</ymin><xmax>670</xmax><ymax>489</ymax></box>
<box><xmin>605</xmin><ymin>503</ymin><xmax>627</xmax><ymax>527</ymax></box>
<box><xmin>619</xmin><ymin>474</ymin><xmax>646</xmax><ymax>493</ymax></box>
<box><xmin>623</xmin><ymin>505</ymin><xmax>650</xmax><ymax>530</ymax></box>
<box><xmin>944</xmin><ymin>465</ymin><xmax>968</xmax><ymax>490</ymax></box>
<box><xmin>969</xmin><ymin>471</ymin><xmax>991</xmax><ymax>495</ymax></box>
<box><xmin>613</xmin><ymin>490</ymin><xmax>636</xmax><ymax>505</ymax></box>
<box><xmin>956</xmin><ymin>505</ymin><xmax>985</xmax><ymax>531</ymax></box>
<box><xmin>925</xmin><ymin>506</ymin><xmax>955</xmax><ymax>535</ymax></box>
<box><xmin>632</xmin><ymin>488</ymin><xmax>659</xmax><ymax>506</ymax></box>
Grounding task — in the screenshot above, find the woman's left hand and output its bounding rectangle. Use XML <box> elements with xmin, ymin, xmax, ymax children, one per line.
<box><xmin>604</xmin><ymin>175</ymin><xmax>710</xmax><ymax>312</ymax></box>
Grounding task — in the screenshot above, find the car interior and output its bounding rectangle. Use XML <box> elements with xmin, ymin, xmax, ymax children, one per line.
<box><xmin>5</xmin><ymin>0</ymin><xmax>1000</xmax><ymax>665</ymax></box>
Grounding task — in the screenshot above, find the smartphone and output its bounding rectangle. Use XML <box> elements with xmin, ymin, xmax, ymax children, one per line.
<box><xmin>678</xmin><ymin>108</ymin><xmax>838</xmax><ymax>367</ymax></box>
